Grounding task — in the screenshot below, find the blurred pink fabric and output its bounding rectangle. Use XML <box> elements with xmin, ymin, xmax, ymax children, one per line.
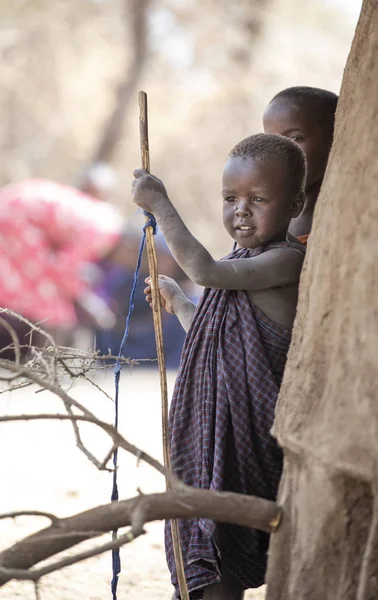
<box><xmin>0</xmin><ymin>179</ymin><xmax>123</xmax><ymax>327</ymax></box>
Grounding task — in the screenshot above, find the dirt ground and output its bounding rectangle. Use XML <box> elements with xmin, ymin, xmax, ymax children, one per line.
<box><xmin>0</xmin><ymin>369</ymin><xmax>265</xmax><ymax>600</ymax></box>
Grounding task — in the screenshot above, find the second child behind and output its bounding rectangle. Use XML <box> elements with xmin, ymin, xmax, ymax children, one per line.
<box><xmin>132</xmin><ymin>134</ymin><xmax>306</xmax><ymax>599</ymax></box>
<box><xmin>263</xmin><ymin>86</ymin><xmax>338</xmax><ymax>244</ymax></box>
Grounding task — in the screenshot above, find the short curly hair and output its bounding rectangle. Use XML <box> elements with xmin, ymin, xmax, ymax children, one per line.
<box><xmin>229</xmin><ymin>133</ymin><xmax>306</xmax><ymax>196</ymax></box>
<box><xmin>269</xmin><ymin>86</ymin><xmax>338</xmax><ymax>136</ymax></box>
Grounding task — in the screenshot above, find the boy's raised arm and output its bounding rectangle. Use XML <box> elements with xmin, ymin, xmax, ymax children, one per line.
<box><xmin>132</xmin><ymin>169</ymin><xmax>303</xmax><ymax>291</ymax></box>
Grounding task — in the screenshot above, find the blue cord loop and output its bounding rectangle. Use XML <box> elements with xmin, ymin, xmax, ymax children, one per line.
<box><xmin>143</xmin><ymin>211</ymin><xmax>157</xmax><ymax>234</ymax></box>
<box><xmin>111</xmin><ymin>210</ymin><xmax>157</xmax><ymax>599</ymax></box>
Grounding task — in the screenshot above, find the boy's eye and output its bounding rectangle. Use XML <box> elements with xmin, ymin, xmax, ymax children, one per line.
<box><xmin>291</xmin><ymin>135</ymin><xmax>304</xmax><ymax>143</ymax></box>
<box><xmin>253</xmin><ymin>197</ymin><xmax>264</xmax><ymax>203</ymax></box>
<box><xmin>225</xmin><ymin>196</ymin><xmax>236</xmax><ymax>203</ymax></box>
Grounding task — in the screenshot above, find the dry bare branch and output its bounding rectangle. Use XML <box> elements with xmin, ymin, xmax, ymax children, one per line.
<box><xmin>0</xmin><ymin>511</ymin><xmax>58</xmax><ymax>524</ymax></box>
<box><xmin>0</xmin><ymin>317</ymin><xmax>21</xmax><ymax>371</ymax></box>
<box><xmin>0</xmin><ymin>343</ymin><xmax>157</xmax><ymax>473</ymax></box>
<box><xmin>0</xmin><ymin>487</ymin><xmax>280</xmax><ymax>587</ymax></box>
<box><xmin>0</xmin><ymin>413</ymin><xmax>172</xmax><ymax>481</ymax></box>
<box><xmin>0</xmin><ymin>309</ymin><xmax>57</xmax><ymax>352</ymax></box>
<box><xmin>0</xmin><ymin>527</ymin><xmax>142</xmax><ymax>583</ymax></box>
<box><xmin>64</xmin><ymin>403</ymin><xmax>113</xmax><ymax>471</ymax></box>
<box><xmin>0</xmin><ymin>315</ymin><xmax>281</xmax><ymax>590</ymax></box>
<box><xmin>34</xmin><ymin>581</ymin><xmax>41</xmax><ymax>600</ymax></box>
<box><xmin>99</xmin><ymin>444</ymin><xmax>117</xmax><ymax>471</ymax></box>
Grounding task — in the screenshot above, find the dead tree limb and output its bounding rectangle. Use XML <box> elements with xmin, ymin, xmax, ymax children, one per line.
<box><xmin>0</xmin><ymin>317</ymin><xmax>281</xmax><ymax>590</ymax></box>
<box><xmin>0</xmin><ymin>488</ymin><xmax>280</xmax><ymax>587</ymax></box>
<box><xmin>0</xmin><ymin>346</ymin><xmax>171</xmax><ymax>477</ymax></box>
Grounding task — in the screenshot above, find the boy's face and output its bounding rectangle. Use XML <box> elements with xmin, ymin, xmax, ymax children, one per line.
<box><xmin>222</xmin><ymin>156</ymin><xmax>302</xmax><ymax>249</ymax></box>
<box><xmin>263</xmin><ymin>98</ymin><xmax>333</xmax><ymax>190</ymax></box>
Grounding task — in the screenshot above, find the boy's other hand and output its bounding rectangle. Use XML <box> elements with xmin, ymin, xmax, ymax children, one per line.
<box><xmin>132</xmin><ymin>169</ymin><xmax>168</xmax><ymax>213</ymax></box>
<box><xmin>144</xmin><ymin>275</ymin><xmax>184</xmax><ymax>315</ymax></box>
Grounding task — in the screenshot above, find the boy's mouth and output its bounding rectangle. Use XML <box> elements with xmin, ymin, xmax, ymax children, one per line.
<box><xmin>235</xmin><ymin>224</ymin><xmax>254</xmax><ymax>233</ymax></box>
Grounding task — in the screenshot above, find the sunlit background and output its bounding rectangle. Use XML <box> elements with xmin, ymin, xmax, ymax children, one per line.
<box><xmin>0</xmin><ymin>0</ymin><xmax>362</xmax><ymax>253</ymax></box>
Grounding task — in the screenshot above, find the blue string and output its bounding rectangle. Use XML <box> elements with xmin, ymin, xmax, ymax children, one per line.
<box><xmin>111</xmin><ymin>211</ymin><xmax>157</xmax><ymax>600</ymax></box>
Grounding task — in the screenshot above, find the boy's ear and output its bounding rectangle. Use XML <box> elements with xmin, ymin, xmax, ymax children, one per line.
<box><xmin>291</xmin><ymin>192</ymin><xmax>305</xmax><ymax>218</ymax></box>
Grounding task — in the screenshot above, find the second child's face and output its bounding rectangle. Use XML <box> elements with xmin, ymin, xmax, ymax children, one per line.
<box><xmin>222</xmin><ymin>156</ymin><xmax>300</xmax><ymax>249</ymax></box>
<box><xmin>263</xmin><ymin>98</ymin><xmax>332</xmax><ymax>190</ymax></box>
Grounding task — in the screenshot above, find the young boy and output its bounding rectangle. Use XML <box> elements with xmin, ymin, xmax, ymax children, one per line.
<box><xmin>132</xmin><ymin>134</ymin><xmax>306</xmax><ymax>599</ymax></box>
<box><xmin>263</xmin><ymin>86</ymin><xmax>338</xmax><ymax>245</ymax></box>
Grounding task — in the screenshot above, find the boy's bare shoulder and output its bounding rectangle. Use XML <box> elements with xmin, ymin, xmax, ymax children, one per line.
<box><xmin>243</xmin><ymin>240</ymin><xmax>305</xmax><ymax>290</ymax></box>
<box><xmin>261</xmin><ymin>239</ymin><xmax>305</xmax><ymax>265</ymax></box>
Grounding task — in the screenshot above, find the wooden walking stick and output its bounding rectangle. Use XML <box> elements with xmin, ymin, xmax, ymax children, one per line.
<box><xmin>139</xmin><ymin>91</ymin><xmax>189</xmax><ymax>600</ymax></box>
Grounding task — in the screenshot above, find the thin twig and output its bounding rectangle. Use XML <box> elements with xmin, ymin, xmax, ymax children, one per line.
<box><xmin>0</xmin><ymin>317</ymin><xmax>20</xmax><ymax>379</ymax></box>
<box><xmin>78</xmin><ymin>373</ymin><xmax>114</xmax><ymax>402</ymax></box>
<box><xmin>0</xmin><ymin>360</ymin><xmax>94</xmax><ymax>418</ymax></box>
<box><xmin>64</xmin><ymin>404</ymin><xmax>113</xmax><ymax>471</ymax></box>
<box><xmin>99</xmin><ymin>445</ymin><xmax>117</xmax><ymax>471</ymax></box>
<box><xmin>0</xmin><ymin>309</ymin><xmax>57</xmax><ymax>352</ymax></box>
<box><xmin>0</xmin><ymin>320</ymin><xmax>168</xmax><ymax>491</ymax></box>
<box><xmin>0</xmin><ymin>413</ymin><xmax>172</xmax><ymax>482</ymax></box>
<box><xmin>0</xmin><ymin>511</ymin><xmax>58</xmax><ymax>524</ymax></box>
<box><xmin>0</xmin><ymin>354</ymin><xmax>173</xmax><ymax>476</ymax></box>
<box><xmin>0</xmin><ymin>528</ymin><xmax>143</xmax><ymax>583</ymax></box>
<box><xmin>34</xmin><ymin>581</ymin><xmax>41</xmax><ymax>600</ymax></box>
<box><xmin>31</xmin><ymin>346</ymin><xmax>55</xmax><ymax>384</ymax></box>
<box><xmin>0</xmin><ymin>318</ymin><xmax>20</xmax><ymax>364</ymax></box>
<box><xmin>0</xmin><ymin>380</ymin><xmax>32</xmax><ymax>394</ymax></box>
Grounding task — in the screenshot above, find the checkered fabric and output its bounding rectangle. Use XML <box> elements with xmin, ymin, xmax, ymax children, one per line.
<box><xmin>166</xmin><ymin>242</ymin><xmax>305</xmax><ymax>598</ymax></box>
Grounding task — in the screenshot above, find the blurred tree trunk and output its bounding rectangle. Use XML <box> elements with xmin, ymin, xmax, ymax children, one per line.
<box><xmin>266</xmin><ymin>2</ymin><xmax>378</xmax><ymax>598</ymax></box>
<box><xmin>89</xmin><ymin>0</ymin><xmax>150</xmax><ymax>165</ymax></box>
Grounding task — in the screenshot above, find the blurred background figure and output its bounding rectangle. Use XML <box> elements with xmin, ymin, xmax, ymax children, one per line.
<box><xmin>0</xmin><ymin>176</ymin><xmax>197</xmax><ymax>367</ymax></box>
<box><xmin>0</xmin><ymin>178</ymin><xmax>123</xmax><ymax>359</ymax></box>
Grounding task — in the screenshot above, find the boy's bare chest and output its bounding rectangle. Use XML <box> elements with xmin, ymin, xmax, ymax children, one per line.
<box><xmin>247</xmin><ymin>286</ymin><xmax>299</xmax><ymax>331</ymax></box>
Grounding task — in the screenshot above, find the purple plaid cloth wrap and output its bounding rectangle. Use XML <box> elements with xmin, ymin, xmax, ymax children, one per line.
<box><xmin>166</xmin><ymin>242</ymin><xmax>304</xmax><ymax>598</ymax></box>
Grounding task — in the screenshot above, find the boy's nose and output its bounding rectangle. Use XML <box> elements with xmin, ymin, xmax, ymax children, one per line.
<box><xmin>235</xmin><ymin>200</ymin><xmax>251</xmax><ymax>217</ymax></box>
